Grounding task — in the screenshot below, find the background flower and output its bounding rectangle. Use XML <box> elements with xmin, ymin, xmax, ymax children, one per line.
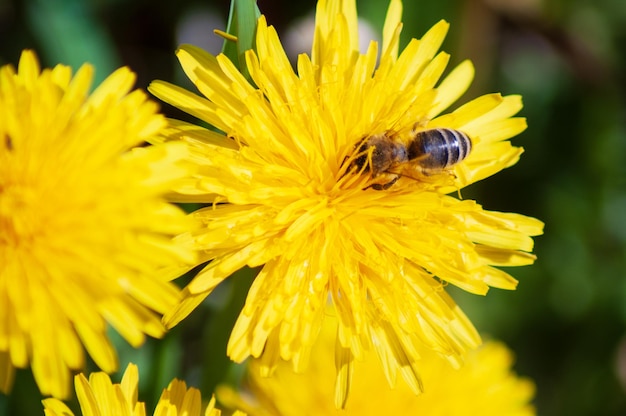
<box><xmin>221</xmin><ymin>312</ymin><xmax>535</xmax><ymax>415</ymax></box>
<box><xmin>0</xmin><ymin>50</ymin><xmax>194</xmax><ymax>399</ymax></box>
<box><xmin>42</xmin><ymin>363</ymin><xmax>243</xmax><ymax>416</ymax></box>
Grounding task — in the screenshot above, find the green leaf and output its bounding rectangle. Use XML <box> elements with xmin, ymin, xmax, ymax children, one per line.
<box><xmin>221</xmin><ymin>0</ymin><xmax>261</xmax><ymax>79</ymax></box>
<box><xmin>26</xmin><ymin>0</ymin><xmax>120</xmax><ymax>86</ymax></box>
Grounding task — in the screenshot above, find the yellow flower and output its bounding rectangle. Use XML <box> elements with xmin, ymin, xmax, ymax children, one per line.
<box><xmin>149</xmin><ymin>0</ymin><xmax>543</xmax><ymax>403</ymax></box>
<box><xmin>226</xmin><ymin>312</ymin><xmax>535</xmax><ymax>415</ymax></box>
<box><xmin>41</xmin><ymin>363</ymin><xmax>245</xmax><ymax>416</ymax></box>
<box><xmin>0</xmin><ymin>50</ymin><xmax>195</xmax><ymax>398</ymax></box>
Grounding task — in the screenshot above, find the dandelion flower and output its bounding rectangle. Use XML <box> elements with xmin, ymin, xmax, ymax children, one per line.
<box><xmin>149</xmin><ymin>0</ymin><xmax>544</xmax><ymax>402</ymax></box>
<box><xmin>226</xmin><ymin>313</ymin><xmax>535</xmax><ymax>415</ymax></box>
<box><xmin>0</xmin><ymin>50</ymin><xmax>195</xmax><ymax>398</ymax></box>
<box><xmin>42</xmin><ymin>363</ymin><xmax>245</xmax><ymax>416</ymax></box>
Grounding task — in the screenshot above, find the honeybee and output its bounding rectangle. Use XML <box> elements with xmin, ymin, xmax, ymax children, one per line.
<box><xmin>350</xmin><ymin>127</ymin><xmax>472</xmax><ymax>190</ymax></box>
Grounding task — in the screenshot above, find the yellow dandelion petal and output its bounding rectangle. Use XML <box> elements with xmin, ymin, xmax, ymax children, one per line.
<box><xmin>150</xmin><ymin>80</ymin><xmax>227</xmax><ymax>134</ymax></box>
<box><xmin>119</xmin><ymin>363</ymin><xmax>140</xmax><ymax>406</ymax></box>
<box><xmin>235</xmin><ymin>313</ymin><xmax>535</xmax><ymax>415</ymax></box>
<box><xmin>42</xmin><ymin>398</ymin><xmax>75</xmax><ymax>416</ymax></box>
<box><xmin>1</xmin><ymin>50</ymin><xmax>195</xmax><ymax>398</ymax></box>
<box><xmin>313</xmin><ymin>0</ymin><xmax>359</xmax><ymax>65</ymax></box>
<box><xmin>151</xmin><ymin>0</ymin><xmax>543</xmax><ymax>402</ymax></box>
<box><xmin>429</xmin><ymin>59</ymin><xmax>474</xmax><ymax>117</ymax></box>
<box><xmin>42</xmin><ymin>363</ymin><xmax>244</xmax><ymax>416</ymax></box>
<box><xmin>381</xmin><ymin>0</ymin><xmax>403</xmax><ymax>60</ymax></box>
<box><xmin>154</xmin><ymin>379</ymin><xmax>203</xmax><ymax>416</ymax></box>
<box><xmin>0</xmin><ymin>352</ymin><xmax>15</xmax><ymax>393</ymax></box>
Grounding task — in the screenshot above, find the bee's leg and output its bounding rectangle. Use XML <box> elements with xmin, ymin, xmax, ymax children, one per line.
<box><xmin>367</xmin><ymin>174</ymin><xmax>399</xmax><ymax>190</ymax></box>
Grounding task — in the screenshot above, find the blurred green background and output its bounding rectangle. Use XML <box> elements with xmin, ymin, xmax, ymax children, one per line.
<box><xmin>1</xmin><ymin>0</ymin><xmax>626</xmax><ymax>414</ymax></box>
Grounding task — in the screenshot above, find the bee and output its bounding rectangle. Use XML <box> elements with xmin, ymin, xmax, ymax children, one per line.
<box><xmin>350</xmin><ymin>127</ymin><xmax>472</xmax><ymax>190</ymax></box>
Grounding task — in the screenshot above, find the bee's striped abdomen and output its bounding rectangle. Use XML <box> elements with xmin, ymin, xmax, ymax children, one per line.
<box><xmin>407</xmin><ymin>128</ymin><xmax>472</xmax><ymax>171</ymax></box>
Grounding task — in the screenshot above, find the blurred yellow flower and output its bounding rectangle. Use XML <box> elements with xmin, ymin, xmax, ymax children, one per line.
<box><xmin>0</xmin><ymin>50</ymin><xmax>195</xmax><ymax>398</ymax></box>
<box><xmin>149</xmin><ymin>0</ymin><xmax>543</xmax><ymax>404</ymax></box>
<box><xmin>225</xmin><ymin>313</ymin><xmax>536</xmax><ymax>415</ymax></box>
<box><xmin>42</xmin><ymin>363</ymin><xmax>244</xmax><ymax>416</ymax></box>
